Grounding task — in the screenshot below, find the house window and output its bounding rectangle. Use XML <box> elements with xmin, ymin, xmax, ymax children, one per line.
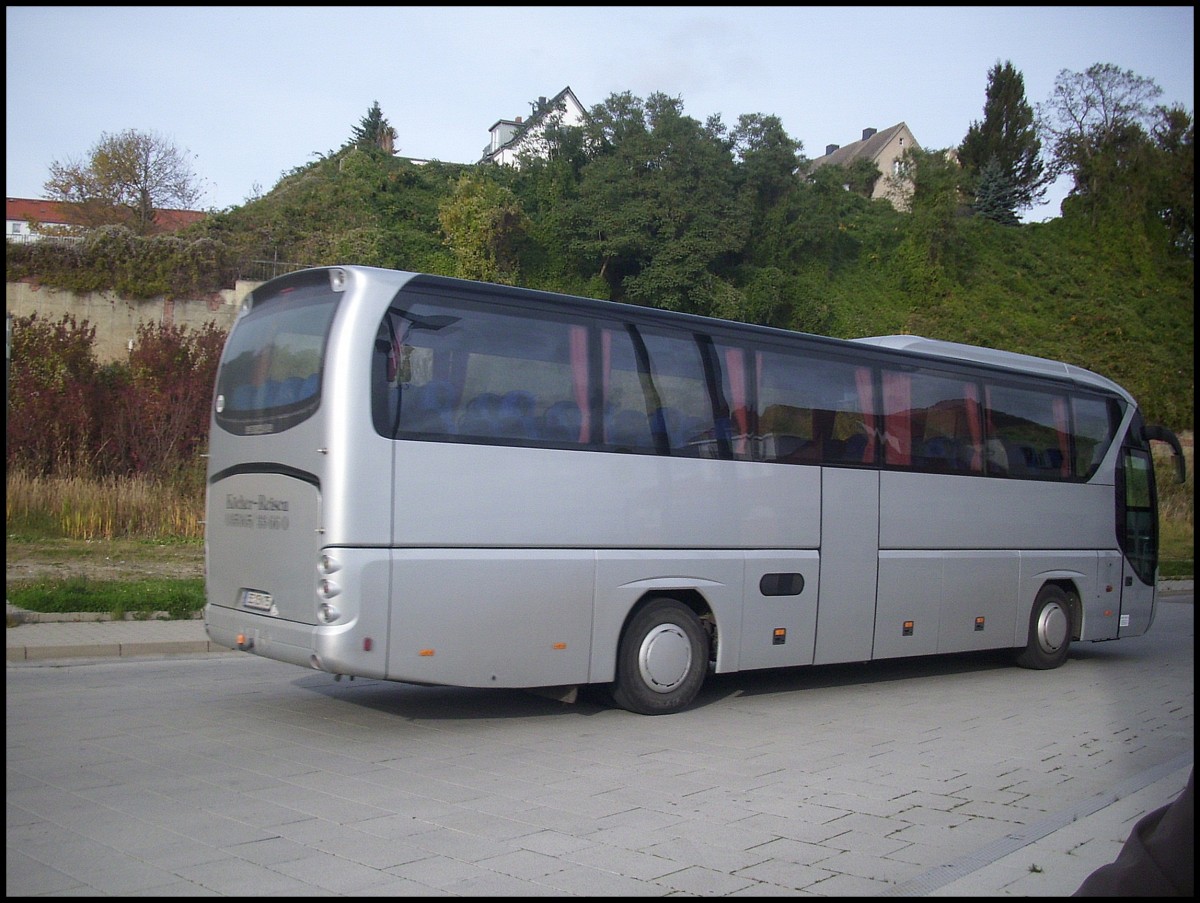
<box><xmin>11</xmin><ymin>222</ymin><xmax>21</xmax><ymax>235</ymax></box>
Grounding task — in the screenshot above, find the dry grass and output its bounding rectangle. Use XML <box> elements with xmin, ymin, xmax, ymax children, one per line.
<box><xmin>6</xmin><ymin>469</ymin><xmax>204</xmax><ymax>541</ymax></box>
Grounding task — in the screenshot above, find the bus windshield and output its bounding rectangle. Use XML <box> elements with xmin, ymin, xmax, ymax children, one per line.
<box><xmin>214</xmin><ymin>277</ymin><xmax>339</xmax><ymax>436</ymax></box>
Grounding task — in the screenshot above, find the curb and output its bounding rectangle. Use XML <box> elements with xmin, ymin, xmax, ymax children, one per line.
<box><xmin>6</xmin><ymin>639</ymin><xmax>229</xmax><ymax>663</ymax></box>
<box><xmin>6</xmin><ymin>605</ymin><xmax>205</xmax><ymax>625</ymax></box>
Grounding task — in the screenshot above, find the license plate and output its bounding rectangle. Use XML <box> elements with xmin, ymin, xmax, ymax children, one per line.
<box><xmin>242</xmin><ymin>589</ymin><xmax>273</xmax><ymax>612</ymax></box>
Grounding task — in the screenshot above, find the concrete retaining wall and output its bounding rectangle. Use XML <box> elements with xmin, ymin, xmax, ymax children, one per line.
<box><xmin>6</xmin><ymin>280</ymin><xmax>259</xmax><ymax>361</ymax></box>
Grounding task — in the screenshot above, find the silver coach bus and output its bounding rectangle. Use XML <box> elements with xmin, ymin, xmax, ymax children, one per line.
<box><xmin>203</xmin><ymin>266</ymin><xmax>1185</xmax><ymax>714</ymax></box>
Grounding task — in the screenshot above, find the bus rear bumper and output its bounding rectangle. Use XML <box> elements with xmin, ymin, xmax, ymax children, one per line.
<box><xmin>205</xmin><ymin>604</ymin><xmax>390</xmax><ymax>679</ymax></box>
<box><xmin>205</xmin><ymin>604</ymin><xmax>319</xmax><ymax>670</ymax></box>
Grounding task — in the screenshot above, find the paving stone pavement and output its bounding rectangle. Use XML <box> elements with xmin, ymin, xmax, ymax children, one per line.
<box><xmin>6</xmin><ymin>585</ymin><xmax>1193</xmax><ymax>896</ymax></box>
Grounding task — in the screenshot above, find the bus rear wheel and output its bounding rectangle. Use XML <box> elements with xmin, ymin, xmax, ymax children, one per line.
<box><xmin>1016</xmin><ymin>585</ymin><xmax>1072</xmax><ymax>670</ymax></box>
<box><xmin>611</xmin><ymin>597</ymin><xmax>708</xmax><ymax>715</ymax></box>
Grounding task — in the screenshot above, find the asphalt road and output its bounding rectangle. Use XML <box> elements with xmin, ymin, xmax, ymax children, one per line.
<box><xmin>7</xmin><ymin>595</ymin><xmax>1193</xmax><ymax>896</ymax></box>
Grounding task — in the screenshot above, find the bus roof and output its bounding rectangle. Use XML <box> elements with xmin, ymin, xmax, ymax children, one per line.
<box><xmin>853</xmin><ymin>335</ymin><xmax>1133</xmax><ymax>402</ymax></box>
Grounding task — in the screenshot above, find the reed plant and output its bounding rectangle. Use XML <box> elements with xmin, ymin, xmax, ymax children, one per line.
<box><xmin>6</xmin><ymin>465</ymin><xmax>205</xmax><ymax>541</ymax></box>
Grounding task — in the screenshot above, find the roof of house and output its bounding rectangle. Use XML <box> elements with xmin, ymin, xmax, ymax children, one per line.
<box><xmin>6</xmin><ymin>197</ymin><xmax>207</xmax><ymax>231</ymax></box>
<box><xmin>809</xmin><ymin>123</ymin><xmax>914</xmax><ymax>169</ymax></box>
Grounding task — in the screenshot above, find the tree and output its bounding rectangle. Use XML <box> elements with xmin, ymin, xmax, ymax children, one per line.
<box><xmin>892</xmin><ymin>147</ymin><xmax>963</xmax><ymax>292</ymax></box>
<box><xmin>350</xmin><ymin>101</ymin><xmax>398</xmax><ymax>154</ymax></box>
<box><xmin>971</xmin><ymin>156</ymin><xmax>1021</xmax><ymax>225</ymax></box>
<box><xmin>438</xmin><ymin>173</ymin><xmax>530</xmax><ymax>284</ymax></box>
<box><xmin>1036</xmin><ymin>63</ymin><xmax>1163</xmax><ymax>204</ymax></box>
<box><xmin>731</xmin><ymin>113</ymin><xmax>803</xmax><ymax>212</ymax></box>
<box><xmin>514</xmin><ymin>95</ymin><xmax>589</xmax><ymax>168</ymax></box>
<box><xmin>958</xmin><ymin>60</ymin><xmax>1047</xmax><ymax>217</ymax></box>
<box><xmin>6</xmin><ymin>313</ymin><xmax>102</xmax><ymax>476</ymax></box>
<box><xmin>44</xmin><ymin>129</ymin><xmax>206</xmax><ymax>236</ymax></box>
<box><xmin>565</xmin><ymin>92</ymin><xmax>748</xmax><ymax>314</ymax></box>
<box><xmin>1150</xmin><ymin>105</ymin><xmax>1194</xmax><ymax>258</ymax></box>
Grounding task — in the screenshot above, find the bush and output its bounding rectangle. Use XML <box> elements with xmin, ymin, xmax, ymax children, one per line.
<box><xmin>5</xmin><ymin>225</ymin><xmax>238</xmax><ymax>298</ymax></box>
<box><xmin>7</xmin><ymin>312</ymin><xmax>226</xmax><ymax>480</ymax></box>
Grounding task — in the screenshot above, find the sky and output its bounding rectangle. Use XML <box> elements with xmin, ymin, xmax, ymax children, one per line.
<box><xmin>6</xmin><ymin>6</ymin><xmax>1195</xmax><ymax>224</ymax></box>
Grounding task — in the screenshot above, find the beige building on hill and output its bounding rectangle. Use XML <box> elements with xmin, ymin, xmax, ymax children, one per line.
<box><xmin>808</xmin><ymin>123</ymin><xmax>920</xmax><ymax>211</ymax></box>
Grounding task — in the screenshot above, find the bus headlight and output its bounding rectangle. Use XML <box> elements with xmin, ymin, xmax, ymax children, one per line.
<box><xmin>317</xmin><ymin>602</ymin><xmax>341</xmax><ymax>623</ymax></box>
<box><xmin>319</xmin><ymin>553</ymin><xmax>342</xmax><ymax>575</ymax></box>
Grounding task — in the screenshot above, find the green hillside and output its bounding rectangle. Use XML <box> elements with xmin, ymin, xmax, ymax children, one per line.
<box><xmin>10</xmin><ymin>125</ymin><xmax>1193</xmax><ymax>431</ymax></box>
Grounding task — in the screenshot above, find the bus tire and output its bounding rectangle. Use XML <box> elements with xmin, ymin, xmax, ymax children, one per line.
<box><xmin>1016</xmin><ymin>585</ymin><xmax>1072</xmax><ymax>670</ymax></box>
<box><xmin>611</xmin><ymin>597</ymin><xmax>708</xmax><ymax>715</ymax></box>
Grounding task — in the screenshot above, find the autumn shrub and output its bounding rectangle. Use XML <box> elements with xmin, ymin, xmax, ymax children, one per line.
<box><xmin>5</xmin><ymin>312</ymin><xmax>103</xmax><ymax>475</ymax></box>
<box><xmin>7</xmin><ymin>312</ymin><xmax>225</xmax><ymax>480</ymax></box>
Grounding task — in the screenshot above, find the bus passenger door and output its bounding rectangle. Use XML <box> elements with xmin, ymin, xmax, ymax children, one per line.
<box><xmin>813</xmin><ymin>468</ymin><xmax>880</xmax><ymax>665</ymax></box>
<box><xmin>1117</xmin><ymin>444</ymin><xmax>1158</xmax><ymax>637</ymax></box>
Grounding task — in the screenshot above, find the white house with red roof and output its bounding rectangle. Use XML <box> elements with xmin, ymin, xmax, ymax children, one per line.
<box><xmin>6</xmin><ymin>197</ymin><xmax>206</xmax><ymax>242</ymax></box>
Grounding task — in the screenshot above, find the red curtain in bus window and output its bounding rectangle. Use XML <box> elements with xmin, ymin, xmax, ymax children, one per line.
<box><xmin>963</xmin><ymin>382</ymin><xmax>983</xmax><ymax>472</ymax></box>
<box><xmin>882</xmin><ymin>371</ymin><xmax>912</xmax><ymax>465</ymax></box>
<box><xmin>724</xmin><ymin>348</ymin><xmax>748</xmax><ymax>457</ymax></box>
<box><xmin>1052</xmin><ymin>396</ymin><xmax>1070</xmax><ymax>477</ymax></box>
<box><xmin>569</xmin><ymin>326</ymin><xmax>591</xmax><ymax>442</ymax></box>
<box><xmin>855</xmin><ymin>367</ymin><xmax>876</xmax><ymax>462</ymax></box>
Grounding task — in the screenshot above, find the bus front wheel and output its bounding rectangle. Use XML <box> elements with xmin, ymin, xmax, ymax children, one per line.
<box><xmin>1016</xmin><ymin>585</ymin><xmax>1072</xmax><ymax>670</ymax></box>
<box><xmin>611</xmin><ymin>597</ymin><xmax>708</xmax><ymax>715</ymax></box>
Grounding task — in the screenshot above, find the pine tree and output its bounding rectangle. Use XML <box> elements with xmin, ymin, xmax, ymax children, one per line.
<box><xmin>972</xmin><ymin>156</ymin><xmax>1020</xmax><ymax>225</ymax></box>
<box><xmin>959</xmin><ymin>61</ymin><xmax>1047</xmax><ymax>218</ymax></box>
<box><xmin>350</xmin><ymin>101</ymin><xmax>398</xmax><ymax>154</ymax></box>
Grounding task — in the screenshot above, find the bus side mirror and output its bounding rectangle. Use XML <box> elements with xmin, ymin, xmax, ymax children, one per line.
<box><xmin>1143</xmin><ymin>424</ymin><xmax>1186</xmax><ymax>484</ymax></box>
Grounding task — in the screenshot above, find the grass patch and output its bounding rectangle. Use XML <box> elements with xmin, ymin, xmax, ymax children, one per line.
<box><xmin>8</xmin><ymin>576</ymin><xmax>205</xmax><ymax>620</ymax></box>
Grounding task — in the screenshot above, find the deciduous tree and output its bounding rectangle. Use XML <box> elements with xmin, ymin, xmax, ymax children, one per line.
<box><xmin>44</xmin><ymin>129</ymin><xmax>206</xmax><ymax>236</ymax></box>
<box><xmin>1036</xmin><ymin>63</ymin><xmax>1163</xmax><ymax>211</ymax></box>
<box><xmin>438</xmin><ymin>173</ymin><xmax>530</xmax><ymax>284</ymax></box>
<box><xmin>565</xmin><ymin>92</ymin><xmax>748</xmax><ymax>315</ymax></box>
<box><xmin>1150</xmin><ymin>105</ymin><xmax>1194</xmax><ymax>258</ymax></box>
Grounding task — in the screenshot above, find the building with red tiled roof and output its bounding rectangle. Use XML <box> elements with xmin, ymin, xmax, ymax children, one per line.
<box><xmin>6</xmin><ymin>197</ymin><xmax>206</xmax><ymax>241</ymax></box>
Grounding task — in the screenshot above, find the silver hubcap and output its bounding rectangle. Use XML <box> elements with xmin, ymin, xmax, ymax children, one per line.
<box><xmin>1036</xmin><ymin>601</ymin><xmax>1069</xmax><ymax>654</ymax></box>
<box><xmin>638</xmin><ymin>624</ymin><xmax>693</xmax><ymax>693</ymax></box>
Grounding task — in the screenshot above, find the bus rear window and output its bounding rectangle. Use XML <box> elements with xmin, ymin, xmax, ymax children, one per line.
<box><xmin>214</xmin><ymin>279</ymin><xmax>339</xmax><ymax>436</ymax></box>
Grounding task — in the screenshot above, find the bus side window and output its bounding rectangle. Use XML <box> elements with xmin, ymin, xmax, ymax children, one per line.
<box><xmin>882</xmin><ymin>367</ymin><xmax>984</xmax><ymax>474</ymax></box>
<box><xmin>1073</xmin><ymin>395</ymin><xmax>1118</xmax><ymax>479</ymax></box>
<box><xmin>601</xmin><ymin>325</ymin><xmax>713</xmax><ymax>456</ymax></box>
<box><xmin>985</xmin><ymin>384</ymin><xmax>1072</xmax><ymax>481</ymax></box>
<box><xmin>756</xmin><ymin>351</ymin><xmax>874</xmax><ymax>466</ymax></box>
